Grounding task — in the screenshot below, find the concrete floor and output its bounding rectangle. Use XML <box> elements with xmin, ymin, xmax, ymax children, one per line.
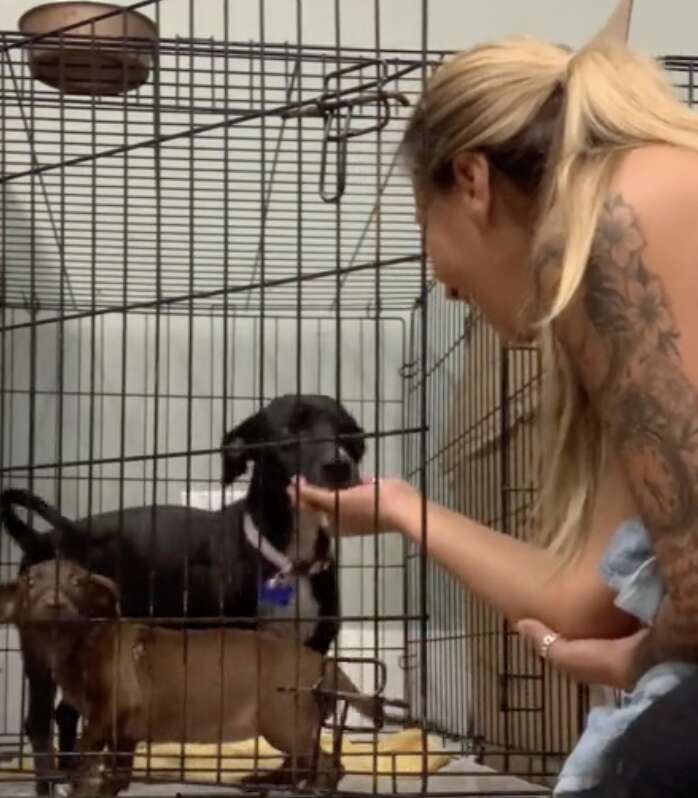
<box><xmin>0</xmin><ymin>755</ymin><xmax>549</xmax><ymax>798</ymax></box>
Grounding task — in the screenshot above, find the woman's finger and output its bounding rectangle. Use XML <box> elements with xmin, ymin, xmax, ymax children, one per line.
<box><xmin>286</xmin><ymin>479</ymin><xmax>335</xmax><ymax>509</ymax></box>
<box><xmin>288</xmin><ymin>476</ymin><xmax>378</xmax><ymax>506</ymax></box>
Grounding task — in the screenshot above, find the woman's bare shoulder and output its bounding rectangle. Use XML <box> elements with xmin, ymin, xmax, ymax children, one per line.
<box><xmin>611</xmin><ymin>145</ymin><xmax>698</xmax><ymax>243</ymax></box>
<box><xmin>604</xmin><ymin>145</ymin><xmax>698</xmax><ymax>295</ymax></box>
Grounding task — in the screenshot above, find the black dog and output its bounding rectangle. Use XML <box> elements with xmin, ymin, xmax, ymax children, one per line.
<box><xmin>0</xmin><ymin>394</ymin><xmax>365</xmax><ymax>795</ymax></box>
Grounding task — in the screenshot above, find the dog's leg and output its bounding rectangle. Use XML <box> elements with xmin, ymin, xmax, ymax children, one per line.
<box><xmin>240</xmin><ymin>755</ymin><xmax>300</xmax><ymax>787</ymax></box>
<box><xmin>257</xmin><ymin>723</ymin><xmax>337</xmax><ymax>789</ymax></box>
<box><xmin>23</xmin><ymin>648</ymin><xmax>57</xmax><ymax>796</ymax></box>
<box><xmin>55</xmin><ymin>701</ymin><xmax>80</xmax><ymax>775</ymax></box>
<box><xmin>70</xmin><ymin>722</ymin><xmax>107</xmax><ymax>797</ymax></box>
<box><xmin>308</xmin><ymin>750</ymin><xmax>344</xmax><ymax>790</ymax></box>
<box><xmin>252</xmin><ymin>753</ymin><xmax>342</xmax><ymax>790</ymax></box>
<box><xmin>103</xmin><ymin>736</ymin><xmax>136</xmax><ymax>796</ymax></box>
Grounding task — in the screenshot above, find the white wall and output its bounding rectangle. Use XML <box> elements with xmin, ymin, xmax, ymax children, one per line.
<box><xmin>4</xmin><ymin>0</ymin><xmax>698</xmax><ymax>56</ymax></box>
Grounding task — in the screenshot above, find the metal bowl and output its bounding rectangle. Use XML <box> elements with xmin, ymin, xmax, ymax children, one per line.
<box><xmin>18</xmin><ymin>2</ymin><xmax>158</xmax><ymax>96</ymax></box>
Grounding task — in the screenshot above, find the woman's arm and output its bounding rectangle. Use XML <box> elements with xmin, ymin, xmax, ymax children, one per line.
<box><xmin>560</xmin><ymin>145</ymin><xmax>698</xmax><ymax>663</ymax></box>
<box><xmin>292</xmin><ymin>450</ymin><xmax>638</xmax><ymax>640</ymax></box>
<box><xmin>399</xmin><ymin>451</ymin><xmax>637</xmax><ymax>639</ymax></box>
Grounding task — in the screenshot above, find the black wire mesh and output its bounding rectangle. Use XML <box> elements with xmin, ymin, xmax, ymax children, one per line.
<box><xmin>404</xmin><ymin>291</ymin><xmax>576</xmax><ymax>792</ymax></box>
<box><xmin>0</xmin><ymin>22</ymin><xmax>436</xmax><ymax>315</ymax></box>
<box><xmin>0</xmin><ymin>2</ymin><xmax>444</xmax><ymax>795</ymax></box>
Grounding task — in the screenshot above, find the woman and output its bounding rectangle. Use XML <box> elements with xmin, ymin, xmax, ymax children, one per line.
<box><xmin>290</xmin><ymin>35</ymin><xmax>698</xmax><ymax>797</ymax></box>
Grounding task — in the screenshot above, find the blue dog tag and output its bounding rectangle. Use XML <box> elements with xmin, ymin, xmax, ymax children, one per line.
<box><xmin>259</xmin><ymin>577</ymin><xmax>295</xmax><ymax>608</ymax></box>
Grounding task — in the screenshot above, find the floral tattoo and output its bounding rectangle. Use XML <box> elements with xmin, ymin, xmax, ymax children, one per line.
<box><xmin>567</xmin><ymin>194</ymin><xmax>698</xmax><ymax>667</ymax></box>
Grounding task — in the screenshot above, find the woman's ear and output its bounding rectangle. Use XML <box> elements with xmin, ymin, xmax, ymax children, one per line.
<box><xmin>451</xmin><ymin>151</ymin><xmax>493</xmax><ymax>223</ymax></box>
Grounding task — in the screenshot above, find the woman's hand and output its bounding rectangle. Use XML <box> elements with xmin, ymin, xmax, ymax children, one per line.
<box><xmin>287</xmin><ymin>476</ymin><xmax>420</xmax><ymax>536</ymax></box>
<box><xmin>516</xmin><ymin>618</ymin><xmax>649</xmax><ymax>692</ymax></box>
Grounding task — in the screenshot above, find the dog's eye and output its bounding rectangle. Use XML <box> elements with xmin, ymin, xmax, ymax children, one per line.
<box><xmin>27</xmin><ymin>577</ymin><xmax>34</xmax><ymax>588</ymax></box>
<box><xmin>70</xmin><ymin>573</ymin><xmax>80</xmax><ymax>585</ymax></box>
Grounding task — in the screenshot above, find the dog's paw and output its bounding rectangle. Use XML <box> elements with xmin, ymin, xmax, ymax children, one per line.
<box><xmin>35</xmin><ymin>781</ymin><xmax>71</xmax><ymax>798</ymax></box>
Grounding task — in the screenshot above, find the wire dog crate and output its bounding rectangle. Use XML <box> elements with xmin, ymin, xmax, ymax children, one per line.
<box><xmin>2</xmin><ymin>0</ymin><xmax>698</xmax><ymax>796</ymax></box>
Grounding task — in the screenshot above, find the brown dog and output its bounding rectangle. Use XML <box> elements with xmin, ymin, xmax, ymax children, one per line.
<box><xmin>0</xmin><ymin>560</ymin><xmax>385</xmax><ymax>795</ymax></box>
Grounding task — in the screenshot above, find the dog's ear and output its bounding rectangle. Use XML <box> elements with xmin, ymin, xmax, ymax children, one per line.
<box><xmin>221</xmin><ymin>410</ymin><xmax>268</xmax><ymax>485</ymax></box>
<box><xmin>87</xmin><ymin>574</ymin><xmax>119</xmax><ymax>618</ymax></box>
<box><xmin>0</xmin><ymin>583</ymin><xmax>19</xmax><ymax>623</ymax></box>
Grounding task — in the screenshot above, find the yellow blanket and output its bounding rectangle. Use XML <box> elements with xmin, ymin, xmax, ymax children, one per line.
<box><xmin>0</xmin><ymin>729</ymin><xmax>453</xmax><ymax>784</ymax></box>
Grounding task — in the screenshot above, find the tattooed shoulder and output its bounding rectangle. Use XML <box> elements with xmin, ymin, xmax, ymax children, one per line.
<box><xmin>574</xmin><ymin>191</ymin><xmax>698</xmax><ymax>660</ymax></box>
<box><xmin>580</xmin><ymin>193</ymin><xmax>698</xmax><ymax>539</ymax></box>
<box><xmin>571</xmin><ymin>197</ymin><xmax>698</xmax><ymax>658</ymax></box>
<box><xmin>585</xmin><ymin>194</ymin><xmax>681</xmax><ymax>384</ymax></box>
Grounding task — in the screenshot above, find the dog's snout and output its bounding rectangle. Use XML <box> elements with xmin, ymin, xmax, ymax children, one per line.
<box><xmin>22</xmin><ymin>564</ymin><xmax>81</xmax><ymax>616</ymax></box>
<box><xmin>321</xmin><ymin>458</ymin><xmax>354</xmax><ymax>487</ymax></box>
<box><xmin>36</xmin><ymin>587</ymin><xmax>68</xmax><ymax>610</ymax></box>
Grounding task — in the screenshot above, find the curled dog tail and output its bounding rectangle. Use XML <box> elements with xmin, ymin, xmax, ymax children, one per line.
<box><xmin>0</xmin><ymin>488</ymin><xmax>77</xmax><ymax>558</ymax></box>
<box><xmin>321</xmin><ymin>663</ymin><xmax>407</xmax><ymax>729</ymax></box>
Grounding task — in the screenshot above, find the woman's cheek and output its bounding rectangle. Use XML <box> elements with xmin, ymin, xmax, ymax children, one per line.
<box><xmin>425</xmin><ymin>233</ymin><xmax>452</xmax><ymax>282</ymax></box>
<box><xmin>431</xmin><ymin>253</ymin><xmax>465</xmax><ymax>293</ymax></box>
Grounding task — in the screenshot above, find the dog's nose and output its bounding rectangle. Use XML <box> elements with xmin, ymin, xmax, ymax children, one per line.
<box><xmin>42</xmin><ymin>597</ymin><xmax>65</xmax><ymax>610</ymax></box>
<box><xmin>321</xmin><ymin>459</ymin><xmax>353</xmax><ymax>487</ymax></box>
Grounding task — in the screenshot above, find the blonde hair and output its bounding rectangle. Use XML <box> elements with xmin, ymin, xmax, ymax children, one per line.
<box><xmin>402</xmin><ymin>37</ymin><xmax>698</xmax><ymax>562</ymax></box>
